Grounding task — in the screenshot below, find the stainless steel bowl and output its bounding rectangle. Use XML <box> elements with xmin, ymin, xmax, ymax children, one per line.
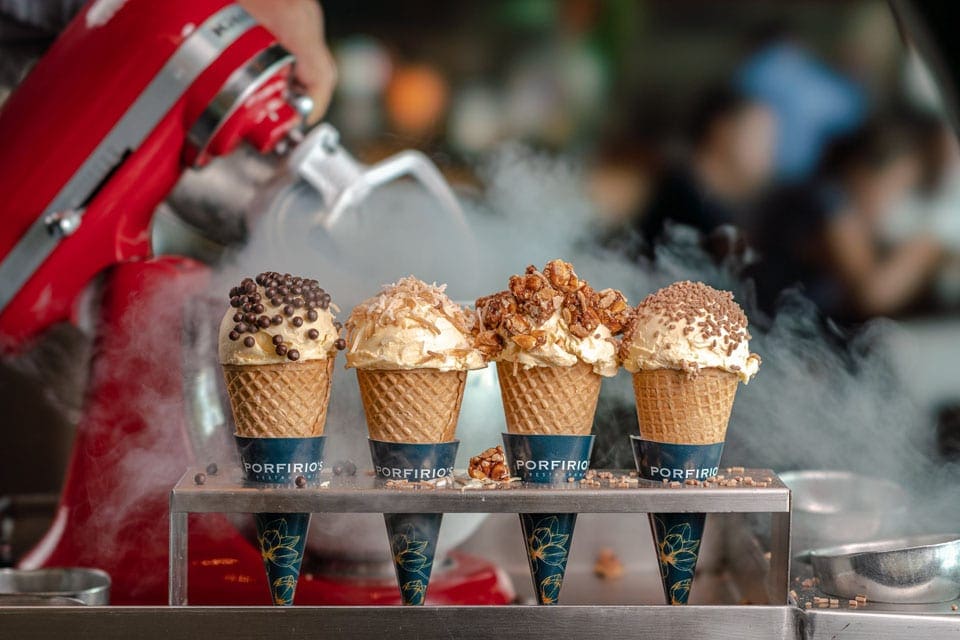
<box><xmin>0</xmin><ymin>568</ymin><xmax>110</xmax><ymax>605</ymax></box>
<box><xmin>808</xmin><ymin>534</ymin><xmax>960</xmax><ymax>603</ymax></box>
<box><xmin>780</xmin><ymin>470</ymin><xmax>910</xmax><ymax>553</ymax></box>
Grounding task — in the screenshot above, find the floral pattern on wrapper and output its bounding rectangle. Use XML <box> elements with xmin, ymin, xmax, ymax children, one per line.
<box><xmin>391</xmin><ymin>527</ymin><xmax>434</xmax><ymax>605</ymax></box>
<box><xmin>521</xmin><ymin>513</ymin><xmax>576</xmax><ymax>605</ymax></box>
<box><xmin>254</xmin><ymin>514</ymin><xmax>310</xmax><ymax>606</ymax></box>
<box><xmin>654</xmin><ymin>515</ymin><xmax>703</xmax><ymax>605</ymax></box>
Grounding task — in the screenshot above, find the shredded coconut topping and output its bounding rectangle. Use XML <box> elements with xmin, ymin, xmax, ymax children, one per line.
<box><xmin>349</xmin><ymin>276</ymin><xmax>476</xmax><ymax>336</ymax></box>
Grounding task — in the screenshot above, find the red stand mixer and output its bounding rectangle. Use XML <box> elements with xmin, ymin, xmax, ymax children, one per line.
<box><xmin>0</xmin><ymin>0</ymin><xmax>511</xmax><ymax>605</ymax></box>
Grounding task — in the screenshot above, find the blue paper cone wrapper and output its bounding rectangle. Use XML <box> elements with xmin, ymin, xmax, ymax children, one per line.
<box><xmin>254</xmin><ymin>512</ymin><xmax>311</xmax><ymax>606</ymax></box>
<box><xmin>501</xmin><ymin>433</ymin><xmax>594</xmax><ymax>484</ymax></box>
<box><xmin>630</xmin><ymin>435</ymin><xmax>724</xmax><ymax>605</ymax></box>
<box><xmin>235</xmin><ymin>435</ymin><xmax>327</xmax><ymax>484</ymax></box>
<box><xmin>368</xmin><ymin>439</ymin><xmax>458</xmax><ymax>483</ymax></box>
<box><xmin>235</xmin><ymin>436</ymin><xmax>326</xmax><ymax>605</ymax></box>
<box><xmin>369</xmin><ymin>439</ymin><xmax>459</xmax><ymax>605</ymax></box>
<box><xmin>503</xmin><ymin>433</ymin><xmax>594</xmax><ymax>605</ymax></box>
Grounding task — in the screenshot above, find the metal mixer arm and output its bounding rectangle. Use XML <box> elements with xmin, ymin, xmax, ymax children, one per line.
<box><xmin>292</xmin><ymin>124</ymin><xmax>468</xmax><ymax>232</ymax></box>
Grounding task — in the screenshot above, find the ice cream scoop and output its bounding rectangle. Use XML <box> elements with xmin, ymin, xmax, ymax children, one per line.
<box><xmin>619</xmin><ymin>280</ymin><xmax>760</xmax><ymax>382</ymax></box>
<box><xmin>345</xmin><ymin>276</ymin><xmax>485</xmax><ymax>372</ymax></box>
<box><xmin>475</xmin><ymin>259</ymin><xmax>631</xmax><ymax>377</ymax></box>
<box><xmin>218</xmin><ymin>272</ymin><xmax>341</xmax><ymax>366</ymax></box>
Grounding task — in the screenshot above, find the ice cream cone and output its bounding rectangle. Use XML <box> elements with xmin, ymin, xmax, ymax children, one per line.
<box><xmin>631</xmin><ymin>368</ymin><xmax>738</xmax><ymax>444</ymax></box>
<box><xmin>620</xmin><ymin>281</ymin><xmax>759</xmax><ymax>606</ymax></box>
<box><xmin>218</xmin><ymin>272</ymin><xmax>343</xmax><ymax>605</ymax></box>
<box><xmin>357</xmin><ymin>368</ymin><xmax>466</xmax><ymax>443</ymax></box>
<box><xmin>222</xmin><ymin>358</ymin><xmax>334</xmax><ymax>438</ymax></box>
<box><xmin>630</xmin><ymin>367</ymin><xmax>738</xmax><ymax>605</ymax></box>
<box><xmin>496</xmin><ymin>361</ymin><xmax>601</xmax><ymax>435</ymax></box>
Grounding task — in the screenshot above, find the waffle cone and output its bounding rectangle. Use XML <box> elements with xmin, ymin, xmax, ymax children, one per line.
<box><xmin>357</xmin><ymin>368</ymin><xmax>467</xmax><ymax>443</ymax></box>
<box><xmin>631</xmin><ymin>368</ymin><xmax>738</xmax><ymax>444</ymax></box>
<box><xmin>496</xmin><ymin>360</ymin><xmax>601</xmax><ymax>435</ymax></box>
<box><xmin>222</xmin><ymin>358</ymin><xmax>334</xmax><ymax>438</ymax></box>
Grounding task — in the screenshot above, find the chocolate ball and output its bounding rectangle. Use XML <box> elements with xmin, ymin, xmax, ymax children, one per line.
<box><xmin>243</xmin><ymin>336</ymin><xmax>255</xmax><ymax>348</ymax></box>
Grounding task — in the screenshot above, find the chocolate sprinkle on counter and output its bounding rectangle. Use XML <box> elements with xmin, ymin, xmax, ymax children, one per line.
<box><xmin>334</xmin><ymin>338</ymin><xmax>346</xmax><ymax>350</ymax></box>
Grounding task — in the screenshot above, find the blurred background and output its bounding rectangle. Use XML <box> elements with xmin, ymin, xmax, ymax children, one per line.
<box><xmin>2</xmin><ymin>0</ymin><xmax>960</xmax><ymax>559</ymax></box>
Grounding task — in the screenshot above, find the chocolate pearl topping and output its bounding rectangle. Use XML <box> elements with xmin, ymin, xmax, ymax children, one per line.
<box><xmin>228</xmin><ymin>271</ymin><xmax>337</xmax><ymax>358</ymax></box>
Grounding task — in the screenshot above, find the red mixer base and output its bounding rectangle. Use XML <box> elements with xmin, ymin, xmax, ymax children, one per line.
<box><xmin>295</xmin><ymin>552</ymin><xmax>515</xmax><ymax>606</ymax></box>
<box><xmin>187</xmin><ymin>515</ymin><xmax>514</xmax><ymax>606</ymax></box>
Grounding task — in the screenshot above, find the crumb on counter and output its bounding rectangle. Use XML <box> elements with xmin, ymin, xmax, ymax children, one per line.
<box><xmin>593</xmin><ymin>548</ymin><xmax>624</xmax><ymax>580</ymax></box>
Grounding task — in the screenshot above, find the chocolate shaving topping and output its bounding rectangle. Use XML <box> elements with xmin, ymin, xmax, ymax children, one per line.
<box><xmin>619</xmin><ymin>280</ymin><xmax>751</xmax><ymax>363</ymax></box>
<box><xmin>474</xmin><ymin>259</ymin><xmax>632</xmax><ymax>358</ymax></box>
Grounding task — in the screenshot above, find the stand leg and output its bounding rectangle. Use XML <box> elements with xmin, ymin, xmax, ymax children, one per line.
<box><xmin>169</xmin><ymin>511</ymin><xmax>188</xmax><ymax>605</ymax></box>
<box><xmin>768</xmin><ymin>510</ymin><xmax>791</xmax><ymax>605</ymax></box>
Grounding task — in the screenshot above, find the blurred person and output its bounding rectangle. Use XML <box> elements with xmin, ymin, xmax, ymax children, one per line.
<box><xmin>736</xmin><ymin>24</ymin><xmax>866</xmax><ymax>180</ymax></box>
<box><xmin>750</xmin><ymin>118</ymin><xmax>945</xmax><ymax>323</ymax></box>
<box><xmin>634</xmin><ymin>86</ymin><xmax>776</xmax><ymax>256</ymax></box>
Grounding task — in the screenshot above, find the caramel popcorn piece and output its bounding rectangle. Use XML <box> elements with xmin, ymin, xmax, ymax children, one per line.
<box><xmin>474</xmin><ymin>259</ymin><xmax>633</xmax><ymax>358</ymax></box>
<box><xmin>468</xmin><ymin>445</ymin><xmax>510</xmax><ymax>481</ymax></box>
